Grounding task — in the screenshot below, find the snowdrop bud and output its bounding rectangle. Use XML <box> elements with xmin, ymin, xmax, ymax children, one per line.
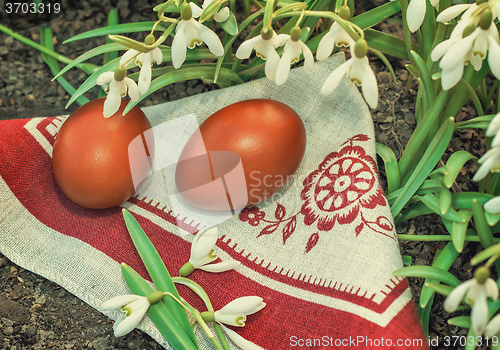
<box><xmin>475</xmin><ymin>266</ymin><xmax>490</xmax><ymax>284</ymax></box>
<box><xmin>339</xmin><ymin>5</ymin><xmax>351</xmax><ymax>20</ymax></box>
<box><xmin>114</xmin><ymin>66</ymin><xmax>127</xmax><ymax>81</ymax></box>
<box><xmin>201</xmin><ymin>311</ymin><xmax>215</xmax><ymax>322</ymax></box>
<box><xmin>145</xmin><ymin>34</ymin><xmax>155</xmax><ymax>45</ymax></box>
<box><xmin>354</xmin><ymin>39</ymin><xmax>368</xmax><ymax>59</ymax></box>
<box><xmin>290</xmin><ymin>26</ymin><xmax>302</xmax><ymax>42</ymax></box>
<box><xmin>146</xmin><ymin>291</ymin><xmax>165</xmax><ymax>304</ymax></box>
<box><xmin>179</xmin><ymin>261</ymin><xmax>195</xmax><ymax>277</ymax></box>
<box><xmin>480</xmin><ymin>9</ymin><xmax>492</xmax><ymax>30</ymax></box>
<box><xmin>261</xmin><ymin>28</ymin><xmax>273</xmax><ymax>40</ymax></box>
<box><xmin>462</xmin><ymin>24</ymin><xmax>475</xmax><ymax>38</ymax></box>
<box><xmin>181</xmin><ymin>2</ymin><xmax>192</xmax><ymax>20</ymax></box>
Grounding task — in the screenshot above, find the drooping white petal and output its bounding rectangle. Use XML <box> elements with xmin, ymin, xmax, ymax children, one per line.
<box><xmin>197</xmin><ymin>22</ymin><xmax>224</xmax><ymax>56</ymax></box>
<box><xmin>300</xmin><ymin>41</ymin><xmax>315</xmax><ymax>72</ymax></box>
<box><xmin>97</xmin><ymin>71</ymin><xmax>115</xmax><ymax>85</ymax></box>
<box><xmin>152</xmin><ymin>47</ymin><xmax>163</xmax><ymax>65</ymax></box>
<box><xmin>198</xmin><ymin>259</ymin><xmax>240</xmax><ymax>272</ymax></box>
<box><xmin>488</xmin><ymin>36</ymin><xmax>500</xmax><ymax>80</ymax></box>
<box><xmin>443</xmin><ymin>279</ymin><xmax>475</xmax><ymax>312</ymax></box>
<box><xmin>236</xmin><ymin>36</ymin><xmax>261</xmax><ymax>59</ymax></box>
<box><xmin>478</xmin><ymin>147</ymin><xmax>500</xmax><ymax>165</ymax></box>
<box><xmin>219</xmin><ymin>296</ymin><xmax>265</xmax><ymax>315</ymax></box>
<box><xmin>275</xmin><ymin>43</ymin><xmax>293</xmax><ymax>87</ymax></box>
<box><xmin>488</xmin><ymin>22</ymin><xmax>500</xmax><ymax>44</ymax></box>
<box><xmin>138</xmin><ymin>53</ymin><xmax>152</xmax><ymax>95</ymax></box>
<box><xmin>406</xmin><ymin>0</ymin><xmax>426</xmax><ymax>33</ymax></box>
<box><xmin>473</xmin><ymin>151</ymin><xmax>500</xmax><ymax>182</ymax></box>
<box><xmin>485</xmin><ymin>278</ymin><xmax>499</xmax><ymax>300</ymax></box>
<box><xmin>103</xmin><ymin>80</ymin><xmax>122</xmax><ymax>118</ymax></box>
<box><xmin>468</xmin><ymin>51</ymin><xmax>483</xmax><ymax>72</ymax></box>
<box><xmin>215</xmin><ymin>312</ymin><xmax>247</xmax><ymax>326</ymax></box>
<box><xmin>185</xmin><ymin>19</ymin><xmax>203</xmax><ymax>49</ymax></box>
<box><xmin>120</xmin><ymin>49</ymin><xmax>140</xmax><ymax>67</ymax></box>
<box><xmin>191</xmin><ymin>227</ymin><xmax>218</xmax><ymax>262</ymax></box>
<box><xmin>214</xmin><ymin>7</ymin><xmax>230</xmax><ymax>22</ymax></box>
<box><xmin>440</xmin><ymin>63</ymin><xmax>464</xmax><ymax>91</ymax></box>
<box><xmin>361</xmin><ymin>62</ymin><xmax>378</xmax><ymax>109</ymax></box>
<box><xmin>316</xmin><ymin>25</ymin><xmax>338</xmax><ymax>61</ymax></box>
<box><xmin>189</xmin><ymin>2</ymin><xmax>203</xmax><ymax>18</ymax></box>
<box><xmin>264</xmin><ymin>44</ymin><xmax>280</xmax><ymax>81</ymax></box>
<box><xmin>124</xmin><ymin>78</ymin><xmax>139</xmax><ymax>101</ymax></box>
<box><xmin>485</xmin><ymin>196</ymin><xmax>500</xmax><ymax>215</ymax></box>
<box><xmin>485</xmin><ymin>314</ymin><xmax>500</xmax><ymax>337</ymax></box>
<box><xmin>492</xmin><ymin>133</ymin><xmax>500</xmax><ymax>148</ymax></box>
<box><xmin>320</xmin><ymin>59</ymin><xmax>353</xmax><ymax>95</ymax></box>
<box><xmin>440</xmin><ymin>32</ymin><xmax>477</xmax><ymax>70</ymax></box>
<box><xmin>219</xmin><ymin>324</ymin><xmax>260</xmax><ymax>350</ymax></box>
<box><xmin>113</xmin><ymin>298</ymin><xmax>150</xmax><ymax>337</ymax></box>
<box><xmin>172</xmin><ymin>21</ymin><xmax>187</xmax><ymax>69</ymax></box>
<box><xmin>471</xmin><ymin>289</ymin><xmax>488</xmax><ymax>335</ymax></box>
<box><xmin>436</xmin><ymin>4</ymin><xmax>471</xmax><ymax>23</ymax></box>
<box><xmin>273</xmin><ymin>33</ymin><xmax>289</xmax><ymax>48</ymax></box>
<box><xmin>101</xmin><ymin>295</ymin><xmax>143</xmax><ymax>310</ymax></box>
<box><xmin>431</xmin><ymin>38</ymin><xmax>459</xmax><ymax>62</ymax></box>
<box><xmin>349</xmin><ymin>56</ymin><xmax>366</xmax><ymax>86</ymax></box>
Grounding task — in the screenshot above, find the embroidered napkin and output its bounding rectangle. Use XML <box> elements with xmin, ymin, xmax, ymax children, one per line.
<box><xmin>0</xmin><ymin>53</ymin><xmax>428</xmax><ymax>349</ymax></box>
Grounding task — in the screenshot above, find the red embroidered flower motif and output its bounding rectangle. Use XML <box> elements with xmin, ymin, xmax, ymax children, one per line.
<box><xmin>239</xmin><ymin>207</ymin><xmax>266</xmax><ymax>226</ymax></box>
<box><xmin>300</xmin><ymin>144</ymin><xmax>386</xmax><ymax>231</ymax></box>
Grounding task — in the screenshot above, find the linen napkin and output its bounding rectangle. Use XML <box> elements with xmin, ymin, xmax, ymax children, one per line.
<box><xmin>0</xmin><ymin>53</ymin><xmax>428</xmax><ymax>349</ymax></box>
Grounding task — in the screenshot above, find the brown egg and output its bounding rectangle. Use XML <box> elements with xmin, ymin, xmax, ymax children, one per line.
<box><xmin>52</xmin><ymin>98</ymin><xmax>153</xmax><ymax>209</ymax></box>
<box><xmin>175</xmin><ymin>99</ymin><xmax>306</xmax><ymax>211</ymax></box>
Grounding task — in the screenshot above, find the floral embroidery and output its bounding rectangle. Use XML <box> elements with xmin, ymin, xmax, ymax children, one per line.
<box><xmin>239</xmin><ymin>134</ymin><xmax>396</xmax><ymax>253</ymax></box>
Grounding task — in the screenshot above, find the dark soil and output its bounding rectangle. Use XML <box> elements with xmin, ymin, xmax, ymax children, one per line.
<box><xmin>0</xmin><ymin>1</ymin><xmax>490</xmax><ymax>349</ymax></box>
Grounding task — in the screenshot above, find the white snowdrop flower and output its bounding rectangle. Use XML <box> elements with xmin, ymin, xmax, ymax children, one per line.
<box><xmin>485</xmin><ymin>196</ymin><xmax>500</xmax><ymax>215</ymax></box>
<box><xmin>214</xmin><ymin>296</ymin><xmax>266</xmax><ymax>327</ymax></box>
<box><xmin>179</xmin><ymin>227</ymin><xmax>240</xmax><ymax>277</ymax></box>
<box><xmin>201</xmin><ymin>296</ymin><xmax>266</xmax><ymax>350</ymax></box>
<box><xmin>120</xmin><ymin>35</ymin><xmax>163</xmax><ymax>95</ymax></box>
<box><xmin>190</xmin><ymin>0</ymin><xmax>230</xmax><ymax>23</ymax></box>
<box><xmin>473</xmin><ymin>147</ymin><xmax>500</xmax><ymax>182</ymax></box>
<box><xmin>96</xmin><ymin>67</ymin><xmax>139</xmax><ymax>118</ymax></box>
<box><xmin>172</xmin><ymin>2</ymin><xmax>224</xmax><ymax>69</ymax></box>
<box><xmin>316</xmin><ymin>5</ymin><xmax>354</xmax><ymax>61</ymax></box>
<box><xmin>275</xmin><ymin>26</ymin><xmax>314</xmax><ymax>86</ymax></box>
<box><xmin>486</xmin><ymin>112</ymin><xmax>500</xmax><ymax>147</ymax></box>
<box><xmin>486</xmin><ymin>313</ymin><xmax>500</xmax><ymax>337</ymax></box>
<box><xmin>407</xmin><ymin>0</ymin><xmax>439</xmax><ymax>33</ymax></box>
<box><xmin>444</xmin><ymin>267</ymin><xmax>498</xmax><ymax>335</ymax></box>
<box><xmin>236</xmin><ymin>28</ymin><xmax>288</xmax><ymax>81</ymax></box>
<box><xmin>321</xmin><ymin>39</ymin><xmax>378</xmax><ymax>109</ymax></box>
<box><xmin>101</xmin><ymin>291</ymin><xmax>164</xmax><ymax>337</ymax></box>
<box><xmin>436</xmin><ymin>3</ymin><xmax>475</xmax><ymax>23</ymax></box>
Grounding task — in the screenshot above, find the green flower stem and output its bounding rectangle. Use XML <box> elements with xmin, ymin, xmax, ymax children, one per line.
<box><xmin>0</xmin><ymin>23</ymin><xmax>97</xmax><ymax>75</ymax></box>
<box><xmin>398</xmin><ymin>234</ymin><xmax>500</xmax><ymax>243</ymax></box>
<box><xmin>472</xmin><ymin>199</ymin><xmax>500</xmax><ymax>273</ymax></box>
<box><xmin>459</xmin><ymin>79</ymin><xmax>484</xmax><ymax>116</ymax></box>
<box><xmin>172</xmin><ymin>277</ymin><xmax>231</xmax><ymax>350</ymax></box>
<box><xmin>164</xmin><ymin>293</ymin><xmax>224</xmax><ymax>350</ymax></box>
<box><xmin>398</xmin><ymin>0</ymin><xmax>414</xmax><ymax>60</ymax></box>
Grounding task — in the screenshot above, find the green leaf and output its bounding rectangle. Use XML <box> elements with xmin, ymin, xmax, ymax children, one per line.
<box><xmin>54</xmin><ymin>42</ymin><xmax>125</xmax><ymax>80</ymax></box>
<box><xmin>122</xmin><ymin>209</ymin><xmax>197</xmax><ymax>348</ymax></box>
<box><xmin>391</xmin><ymin>117</ymin><xmax>455</xmax><ymax>217</ymax></box>
<box><xmin>451</xmin><ymin>210</ymin><xmax>473</xmax><ymax>253</ymax></box>
<box><xmin>40</xmin><ymin>27</ymin><xmax>89</xmax><ymax>107</ymax></box>
<box><xmin>375</xmin><ymin>142</ymin><xmax>400</xmax><ymax>194</ymax></box>
<box><xmin>218</xmin><ymin>11</ymin><xmax>238</xmax><ymax>36</ymax></box>
<box><xmin>121</xmin><ymin>263</ymin><xmax>198</xmax><ymax>350</ymax></box>
<box><xmin>471</xmin><ymin>243</ymin><xmax>500</xmax><ymax>265</ymax></box>
<box><xmin>452</xmin><ymin>192</ymin><xmax>494</xmax><ymax>210</ymax></box>
<box><xmin>418</xmin><ymin>293</ymin><xmax>434</xmax><ymax>339</ymax></box>
<box><xmin>364</xmin><ymin>29</ymin><xmax>412</xmax><ymax>60</ymax></box>
<box><xmin>419</xmin><ymin>193</ymin><xmax>464</xmax><ymax>223</ymax></box>
<box><xmin>448</xmin><ymin>316</ymin><xmax>471</xmax><ymax>328</ymax></box>
<box><xmin>486</xmin><ymin>210</ymin><xmax>500</xmax><ymax>226</ymax></box>
<box><xmin>420</xmin><ymin>242</ymin><xmax>462</xmax><ymax>308</ymax></box>
<box><xmin>443</xmin><ymin>150</ymin><xmax>477</xmax><ymax>188</ymax></box>
<box><xmin>64</xmin><ymin>22</ymin><xmax>169</xmax><ymax>43</ymax></box>
<box><xmin>440</xmin><ymin>185</ymin><xmax>452</xmax><ymax>215</ymax></box>
<box><xmin>424</xmin><ymin>282</ymin><xmax>453</xmax><ymax>296</ymax></box>
<box><xmin>410</xmin><ymin>50</ymin><xmax>435</xmax><ymax>106</ymax></box>
<box><xmin>402</xmin><ymin>255</ymin><xmax>412</xmax><ymax>266</ymax></box>
<box><xmin>405</xmin><ymin>64</ymin><xmax>420</xmax><ymax>79</ymax></box>
<box><xmin>392</xmin><ymin>266</ymin><xmax>461</xmax><ymax>287</ymax></box>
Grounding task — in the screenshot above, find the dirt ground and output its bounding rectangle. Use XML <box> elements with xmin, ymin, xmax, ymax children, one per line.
<box><xmin>0</xmin><ymin>0</ymin><xmax>491</xmax><ymax>349</ymax></box>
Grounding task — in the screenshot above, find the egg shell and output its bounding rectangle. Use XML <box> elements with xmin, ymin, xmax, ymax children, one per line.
<box><xmin>52</xmin><ymin>98</ymin><xmax>153</xmax><ymax>209</ymax></box>
<box><xmin>175</xmin><ymin>99</ymin><xmax>306</xmax><ymax>210</ymax></box>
